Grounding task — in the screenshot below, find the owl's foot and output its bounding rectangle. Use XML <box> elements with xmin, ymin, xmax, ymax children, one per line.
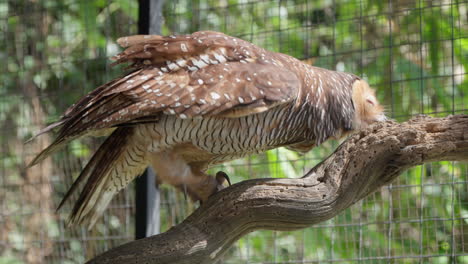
<box><xmin>177</xmin><ymin>171</ymin><xmax>231</xmax><ymax>203</ymax></box>
<box><xmin>198</xmin><ymin>171</ymin><xmax>231</xmax><ymax>204</ymax></box>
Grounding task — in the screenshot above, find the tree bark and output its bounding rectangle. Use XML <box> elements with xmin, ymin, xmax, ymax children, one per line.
<box><xmin>88</xmin><ymin>114</ymin><xmax>468</xmax><ymax>264</ymax></box>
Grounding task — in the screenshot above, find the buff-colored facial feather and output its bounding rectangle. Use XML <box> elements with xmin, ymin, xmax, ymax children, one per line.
<box><xmin>352</xmin><ymin>79</ymin><xmax>385</xmax><ymax>129</ymax></box>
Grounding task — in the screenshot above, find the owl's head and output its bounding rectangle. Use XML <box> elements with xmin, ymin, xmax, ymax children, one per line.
<box><xmin>351</xmin><ymin>79</ymin><xmax>386</xmax><ymax>129</ymax></box>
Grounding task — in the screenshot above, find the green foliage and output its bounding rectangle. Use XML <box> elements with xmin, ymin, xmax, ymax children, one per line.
<box><xmin>0</xmin><ymin>256</ymin><xmax>24</xmax><ymax>264</ymax></box>
<box><xmin>163</xmin><ymin>0</ymin><xmax>467</xmax><ymax>263</ymax></box>
<box><xmin>1</xmin><ymin>0</ymin><xmax>139</xmax><ymax>263</ymax></box>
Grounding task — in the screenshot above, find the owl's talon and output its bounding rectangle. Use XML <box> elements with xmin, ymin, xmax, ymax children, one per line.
<box><xmin>215</xmin><ymin>171</ymin><xmax>231</xmax><ymax>187</ymax></box>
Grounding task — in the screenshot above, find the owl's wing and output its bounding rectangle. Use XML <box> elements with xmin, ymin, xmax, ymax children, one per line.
<box><xmin>28</xmin><ymin>31</ymin><xmax>301</xmax><ymax>166</ymax></box>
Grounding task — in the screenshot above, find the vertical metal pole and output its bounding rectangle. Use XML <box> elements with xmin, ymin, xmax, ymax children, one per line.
<box><xmin>135</xmin><ymin>0</ymin><xmax>164</xmax><ymax>239</ymax></box>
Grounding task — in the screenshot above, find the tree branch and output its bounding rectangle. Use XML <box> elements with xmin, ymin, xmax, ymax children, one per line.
<box><xmin>88</xmin><ymin>115</ymin><xmax>468</xmax><ymax>264</ymax></box>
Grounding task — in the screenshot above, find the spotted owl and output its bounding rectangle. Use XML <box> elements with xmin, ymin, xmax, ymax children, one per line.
<box><xmin>28</xmin><ymin>31</ymin><xmax>386</xmax><ymax>228</ymax></box>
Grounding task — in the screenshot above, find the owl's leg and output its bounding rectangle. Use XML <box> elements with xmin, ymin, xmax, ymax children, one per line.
<box><xmin>149</xmin><ymin>151</ymin><xmax>227</xmax><ymax>202</ymax></box>
<box><xmin>192</xmin><ymin>171</ymin><xmax>231</xmax><ymax>205</ymax></box>
<box><xmin>178</xmin><ymin>169</ymin><xmax>227</xmax><ymax>202</ymax></box>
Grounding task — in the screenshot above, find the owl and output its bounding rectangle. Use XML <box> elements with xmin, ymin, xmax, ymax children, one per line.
<box><xmin>29</xmin><ymin>31</ymin><xmax>385</xmax><ymax>228</ymax></box>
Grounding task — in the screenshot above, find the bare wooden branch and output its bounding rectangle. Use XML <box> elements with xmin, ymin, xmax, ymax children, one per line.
<box><xmin>88</xmin><ymin>115</ymin><xmax>468</xmax><ymax>264</ymax></box>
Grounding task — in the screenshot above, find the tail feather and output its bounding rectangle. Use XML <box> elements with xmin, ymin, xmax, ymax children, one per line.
<box><xmin>25</xmin><ymin>119</ymin><xmax>67</xmax><ymax>144</ymax></box>
<box><xmin>26</xmin><ymin>119</ymin><xmax>70</xmax><ymax>168</ymax></box>
<box><xmin>61</xmin><ymin>127</ymin><xmax>148</xmax><ymax>228</ymax></box>
<box><xmin>56</xmin><ymin>134</ymin><xmax>110</xmax><ymax>212</ymax></box>
<box><xmin>27</xmin><ymin>138</ymin><xmax>70</xmax><ymax>168</ymax></box>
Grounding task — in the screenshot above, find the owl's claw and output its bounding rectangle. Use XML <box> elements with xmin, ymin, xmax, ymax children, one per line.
<box><xmin>215</xmin><ymin>171</ymin><xmax>231</xmax><ymax>187</ymax></box>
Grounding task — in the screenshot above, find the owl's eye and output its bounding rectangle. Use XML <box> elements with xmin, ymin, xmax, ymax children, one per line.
<box><xmin>366</xmin><ymin>99</ymin><xmax>375</xmax><ymax>106</ymax></box>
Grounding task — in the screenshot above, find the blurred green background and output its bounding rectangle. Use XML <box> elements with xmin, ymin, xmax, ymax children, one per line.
<box><xmin>0</xmin><ymin>0</ymin><xmax>467</xmax><ymax>263</ymax></box>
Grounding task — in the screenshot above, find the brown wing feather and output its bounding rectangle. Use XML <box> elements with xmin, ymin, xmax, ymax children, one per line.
<box><xmin>29</xmin><ymin>31</ymin><xmax>301</xmax><ymax>166</ymax></box>
<box><xmin>61</xmin><ymin>31</ymin><xmax>301</xmax><ymax>134</ymax></box>
<box><xmin>58</xmin><ymin>60</ymin><xmax>300</xmax><ymax>135</ymax></box>
<box><xmin>111</xmin><ymin>31</ymin><xmax>254</xmax><ymax>66</ymax></box>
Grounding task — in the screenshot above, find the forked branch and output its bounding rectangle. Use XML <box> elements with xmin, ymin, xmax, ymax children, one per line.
<box><xmin>88</xmin><ymin>115</ymin><xmax>468</xmax><ymax>264</ymax></box>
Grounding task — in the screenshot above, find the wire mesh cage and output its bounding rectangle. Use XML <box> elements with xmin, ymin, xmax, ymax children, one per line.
<box><xmin>0</xmin><ymin>1</ymin><xmax>139</xmax><ymax>263</ymax></box>
<box><xmin>0</xmin><ymin>0</ymin><xmax>467</xmax><ymax>263</ymax></box>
